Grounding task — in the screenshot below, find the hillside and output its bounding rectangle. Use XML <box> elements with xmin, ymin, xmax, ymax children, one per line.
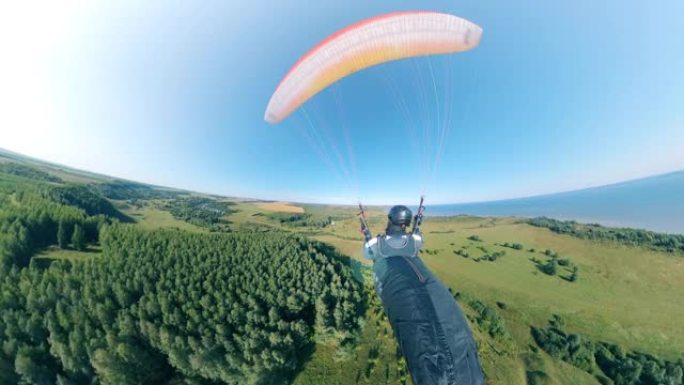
<box><xmin>0</xmin><ymin>151</ymin><xmax>682</xmax><ymax>385</ymax></box>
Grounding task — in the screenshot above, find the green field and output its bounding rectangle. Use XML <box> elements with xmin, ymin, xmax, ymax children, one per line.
<box><xmin>417</xmin><ymin>217</ymin><xmax>684</xmax><ymax>360</ymax></box>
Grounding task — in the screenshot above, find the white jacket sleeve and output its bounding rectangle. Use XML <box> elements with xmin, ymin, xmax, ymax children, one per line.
<box><xmin>412</xmin><ymin>233</ymin><xmax>423</xmax><ymax>252</ymax></box>
<box><xmin>364</xmin><ymin>238</ymin><xmax>378</xmax><ymax>260</ymax></box>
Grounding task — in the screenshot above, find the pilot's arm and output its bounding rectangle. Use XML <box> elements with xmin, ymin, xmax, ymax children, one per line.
<box><xmin>363</xmin><ymin>237</ymin><xmax>378</xmax><ymax>260</ymax></box>
<box><xmin>412</xmin><ymin>232</ymin><xmax>423</xmax><ymax>252</ymax></box>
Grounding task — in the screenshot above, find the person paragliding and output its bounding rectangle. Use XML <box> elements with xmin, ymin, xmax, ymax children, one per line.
<box><xmin>359</xmin><ymin>198</ymin><xmax>485</xmax><ymax>385</ymax></box>
<box><xmin>265</xmin><ymin>10</ymin><xmax>486</xmax><ymax>384</ymax></box>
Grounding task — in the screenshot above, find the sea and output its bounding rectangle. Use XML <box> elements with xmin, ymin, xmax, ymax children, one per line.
<box><xmin>426</xmin><ymin>171</ymin><xmax>684</xmax><ymax>235</ymax></box>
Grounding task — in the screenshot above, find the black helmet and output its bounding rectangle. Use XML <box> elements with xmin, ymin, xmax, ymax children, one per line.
<box><xmin>386</xmin><ymin>205</ymin><xmax>412</xmax><ymax>235</ymax></box>
<box><xmin>388</xmin><ymin>205</ymin><xmax>413</xmax><ymax>226</ymax></box>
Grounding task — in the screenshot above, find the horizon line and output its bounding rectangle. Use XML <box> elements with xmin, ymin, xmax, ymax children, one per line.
<box><xmin>1</xmin><ymin>146</ymin><xmax>681</xmax><ymax>207</ymax></box>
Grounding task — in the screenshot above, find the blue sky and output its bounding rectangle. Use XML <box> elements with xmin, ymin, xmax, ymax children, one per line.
<box><xmin>1</xmin><ymin>0</ymin><xmax>683</xmax><ymax>204</ymax></box>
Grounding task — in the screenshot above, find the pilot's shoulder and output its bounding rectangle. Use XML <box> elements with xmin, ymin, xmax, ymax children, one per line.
<box><xmin>365</xmin><ymin>237</ymin><xmax>379</xmax><ymax>247</ymax></box>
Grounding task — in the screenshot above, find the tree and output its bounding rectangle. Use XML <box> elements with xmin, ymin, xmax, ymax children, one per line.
<box><xmin>71</xmin><ymin>224</ymin><xmax>86</xmax><ymax>251</ymax></box>
<box><xmin>541</xmin><ymin>259</ymin><xmax>558</xmax><ymax>276</ymax></box>
<box><xmin>58</xmin><ymin>220</ymin><xmax>69</xmax><ymax>249</ymax></box>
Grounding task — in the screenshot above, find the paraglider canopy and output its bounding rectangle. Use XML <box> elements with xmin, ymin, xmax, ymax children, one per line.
<box><xmin>264</xmin><ymin>11</ymin><xmax>483</xmax><ymax>124</ymax></box>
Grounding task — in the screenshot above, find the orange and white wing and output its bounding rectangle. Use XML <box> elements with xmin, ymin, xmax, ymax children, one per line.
<box><xmin>264</xmin><ymin>11</ymin><xmax>483</xmax><ymax>124</ymax></box>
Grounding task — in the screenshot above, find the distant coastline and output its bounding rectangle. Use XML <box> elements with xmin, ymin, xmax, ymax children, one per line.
<box><xmin>428</xmin><ymin>171</ymin><xmax>684</xmax><ymax>234</ymax></box>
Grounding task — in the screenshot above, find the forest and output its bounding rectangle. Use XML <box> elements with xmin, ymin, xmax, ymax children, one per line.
<box><xmin>0</xmin><ymin>175</ymin><xmax>107</xmax><ymax>267</ymax></box>
<box><xmin>0</xmin><ymin>170</ymin><xmax>365</xmax><ymax>384</ymax></box>
<box><xmin>46</xmin><ymin>185</ymin><xmax>131</xmax><ymax>222</ymax></box>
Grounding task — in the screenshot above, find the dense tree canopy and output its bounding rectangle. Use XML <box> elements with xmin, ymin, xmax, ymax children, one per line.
<box><xmin>0</xmin><ymin>168</ymin><xmax>364</xmax><ymax>384</ymax></box>
<box><xmin>0</xmin><ymin>175</ymin><xmax>104</xmax><ymax>267</ymax></box>
<box><xmin>0</xmin><ymin>225</ymin><xmax>363</xmax><ymax>384</ymax></box>
<box><xmin>45</xmin><ymin>185</ymin><xmax>130</xmax><ymax>222</ymax></box>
